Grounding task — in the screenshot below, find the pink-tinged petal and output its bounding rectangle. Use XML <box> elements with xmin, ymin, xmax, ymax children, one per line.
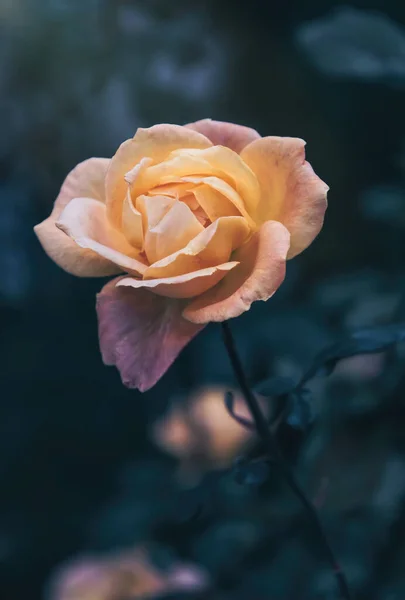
<box><xmin>240</xmin><ymin>137</ymin><xmax>329</xmax><ymax>258</ymax></box>
<box><xmin>185</xmin><ymin>119</ymin><xmax>261</xmax><ymax>153</ymax></box>
<box><xmin>57</xmin><ymin>197</ymin><xmax>147</xmax><ymax>276</ymax></box>
<box><xmin>117</xmin><ymin>262</ymin><xmax>239</xmax><ymax>299</ymax></box>
<box><xmin>34</xmin><ymin>158</ymin><xmax>119</xmax><ymax>277</ymax></box>
<box><xmin>106</xmin><ymin>125</ymin><xmax>212</xmax><ymax>228</ymax></box>
<box><xmin>96</xmin><ymin>278</ymin><xmax>205</xmax><ymax>391</ymax></box>
<box><xmin>183</xmin><ymin>221</ymin><xmax>290</xmax><ymax>323</ymax></box>
<box><xmin>143</xmin><ymin>200</ymin><xmax>204</xmax><ymax>264</ymax></box>
<box><xmin>144</xmin><ymin>216</ymin><xmax>250</xmax><ymax>279</ymax></box>
<box><xmin>122</xmin><ymin>189</ymin><xmax>143</xmax><ymax>249</ymax></box>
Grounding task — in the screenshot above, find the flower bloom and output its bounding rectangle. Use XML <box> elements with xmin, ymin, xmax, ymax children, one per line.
<box><xmin>35</xmin><ymin>119</ymin><xmax>328</xmax><ymax>390</ymax></box>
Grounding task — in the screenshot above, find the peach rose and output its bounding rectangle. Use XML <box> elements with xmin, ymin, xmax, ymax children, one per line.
<box><xmin>34</xmin><ymin>119</ymin><xmax>328</xmax><ymax>391</ymax></box>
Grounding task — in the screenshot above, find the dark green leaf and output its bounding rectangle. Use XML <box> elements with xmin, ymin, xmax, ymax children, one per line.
<box><xmin>286</xmin><ymin>389</ymin><xmax>314</xmax><ymax>430</ymax></box>
<box><xmin>300</xmin><ymin>322</ymin><xmax>405</xmax><ymax>385</ymax></box>
<box><xmin>234</xmin><ymin>457</ymin><xmax>270</xmax><ymax>486</ymax></box>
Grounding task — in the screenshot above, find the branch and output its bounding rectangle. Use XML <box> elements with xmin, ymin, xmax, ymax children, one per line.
<box><xmin>221</xmin><ymin>321</ymin><xmax>353</xmax><ymax>600</ymax></box>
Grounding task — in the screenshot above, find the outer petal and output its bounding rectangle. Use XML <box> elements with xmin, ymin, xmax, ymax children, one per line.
<box><xmin>34</xmin><ymin>158</ymin><xmax>119</xmax><ymax>277</ymax></box>
<box><xmin>106</xmin><ymin>124</ymin><xmax>212</xmax><ymax>228</ymax></box>
<box><xmin>144</xmin><ymin>216</ymin><xmax>250</xmax><ymax>279</ymax></box>
<box><xmin>185</xmin><ymin>119</ymin><xmax>261</xmax><ymax>153</ymax></box>
<box><xmin>57</xmin><ymin>197</ymin><xmax>147</xmax><ymax>276</ymax></box>
<box><xmin>117</xmin><ymin>262</ymin><xmax>239</xmax><ymax>299</ymax></box>
<box><xmin>240</xmin><ymin>137</ymin><xmax>328</xmax><ymax>258</ymax></box>
<box><xmin>183</xmin><ymin>221</ymin><xmax>290</xmax><ymax>323</ymax></box>
<box><xmin>96</xmin><ymin>278</ymin><xmax>205</xmax><ymax>391</ymax></box>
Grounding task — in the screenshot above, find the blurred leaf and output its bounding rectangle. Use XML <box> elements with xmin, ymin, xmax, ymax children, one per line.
<box><xmin>295</xmin><ymin>7</ymin><xmax>405</xmax><ymax>85</ymax></box>
<box><xmin>360</xmin><ymin>185</ymin><xmax>405</xmax><ymax>226</ymax></box>
<box><xmin>255</xmin><ymin>376</ymin><xmax>296</xmax><ymax>398</ymax></box>
<box><xmin>301</xmin><ymin>322</ymin><xmax>405</xmax><ymax>384</ymax></box>
<box><xmin>286</xmin><ymin>389</ymin><xmax>313</xmax><ymax>430</ymax></box>
<box><xmin>233</xmin><ymin>457</ymin><xmax>270</xmax><ymax>486</ymax></box>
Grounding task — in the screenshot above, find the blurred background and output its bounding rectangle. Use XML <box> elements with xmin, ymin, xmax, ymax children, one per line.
<box><xmin>1</xmin><ymin>0</ymin><xmax>405</xmax><ymax>598</ymax></box>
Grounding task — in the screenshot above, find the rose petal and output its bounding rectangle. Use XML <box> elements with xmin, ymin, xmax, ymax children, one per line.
<box><xmin>122</xmin><ymin>189</ymin><xmax>143</xmax><ymax>248</ymax></box>
<box><xmin>136</xmin><ymin>194</ymin><xmax>176</xmax><ymax>232</ymax></box>
<box><xmin>34</xmin><ymin>158</ymin><xmax>120</xmax><ymax>277</ymax></box>
<box><xmin>170</xmin><ymin>147</ymin><xmax>261</xmax><ymax>215</ymax></box>
<box><xmin>144</xmin><ymin>200</ymin><xmax>204</xmax><ymax>264</ymax></box>
<box><xmin>117</xmin><ymin>262</ymin><xmax>239</xmax><ymax>299</ymax></box>
<box><xmin>136</xmin><ymin>196</ymin><xmax>204</xmax><ymax>264</ymax></box>
<box><xmin>240</xmin><ymin>137</ymin><xmax>328</xmax><ymax>258</ymax></box>
<box><xmin>96</xmin><ymin>278</ymin><xmax>205</xmax><ymax>391</ymax></box>
<box><xmin>131</xmin><ymin>154</ymin><xmax>226</xmax><ymax>197</ymax></box>
<box><xmin>106</xmin><ymin>156</ymin><xmax>152</xmax><ymax>229</ymax></box>
<box><xmin>57</xmin><ymin>197</ymin><xmax>147</xmax><ymax>276</ymax></box>
<box><xmin>106</xmin><ymin>125</ymin><xmax>212</xmax><ymax>228</ymax></box>
<box><xmin>181</xmin><ymin>193</ymin><xmax>200</xmax><ymax>211</ymax></box>
<box><xmin>144</xmin><ymin>216</ymin><xmax>250</xmax><ymax>279</ymax></box>
<box><xmin>193</xmin><ymin>184</ymin><xmax>241</xmax><ymax>221</ymax></box>
<box><xmin>183</xmin><ymin>221</ymin><xmax>290</xmax><ymax>323</ymax></box>
<box><xmin>182</xmin><ymin>176</ymin><xmax>255</xmax><ymax>228</ymax></box>
<box><xmin>148</xmin><ymin>182</ymin><xmax>195</xmax><ymax>198</ymax></box>
<box><xmin>124</xmin><ymin>157</ymin><xmax>154</xmax><ymax>185</ymax></box>
<box><xmin>185</xmin><ymin>119</ymin><xmax>261</xmax><ymax>153</ymax></box>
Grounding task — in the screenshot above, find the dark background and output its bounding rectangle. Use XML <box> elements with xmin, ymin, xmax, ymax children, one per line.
<box><xmin>1</xmin><ymin>0</ymin><xmax>405</xmax><ymax>598</ymax></box>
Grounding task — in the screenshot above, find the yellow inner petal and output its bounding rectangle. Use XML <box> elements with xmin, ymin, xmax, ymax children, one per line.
<box><xmin>130</xmin><ymin>154</ymin><xmax>235</xmax><ymax>198</ymax></box>
<box><xmin>147</xmin><ymin>182</ymin><xmax>195</xmax><ymax>198</ymax></box>
<box><xmin>136</xmin><ymin>194</ymin><xmax>176</xmax><ymax>236</ymax></box>
<box><xmin>193</xmin><ymin>184</ymin><xmax>241</xmax><ymax>221</ymax></box>
<box><xmin>170</xmin><ymin>146</ymin><xmax>261</xmax><ymax>214</ymax></box>
<box><xmin>143</xmin><ymin>199</ymin><xmax>204</xmax><ymax>264</ymax></box>
<box><xmin>144</xmin><ymin>216</ymin><xmax>250</xmax><ymax>279</ymax></box>
<box><xmin>121</xmin><ymin>188</ymin><xmax>143</xmax><ymax>248</ymax></box>
<box><xmin>182</xmin><ymin>176</ymin><xmax>256</xmax><ymax>228</ymax></box>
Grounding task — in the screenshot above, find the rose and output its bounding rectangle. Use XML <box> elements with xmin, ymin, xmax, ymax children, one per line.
<box><xmin>35</xmin><ymin>119</ymin><xmax>328</xmax><ymax>391</ymax></box>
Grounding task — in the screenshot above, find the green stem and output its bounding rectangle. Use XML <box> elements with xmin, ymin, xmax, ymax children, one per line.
<box><xmin>221</xmin><ymin>321</ymin><xmax>352</xmax><ymax>600</ymax></box>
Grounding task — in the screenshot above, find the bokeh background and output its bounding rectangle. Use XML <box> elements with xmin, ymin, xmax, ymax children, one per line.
<box><xmin>1</xmin><ymin>0</ymin><xmax>405</xmax><ymax>598</ymax></box>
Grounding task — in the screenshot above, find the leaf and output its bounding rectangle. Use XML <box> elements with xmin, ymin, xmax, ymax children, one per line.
<box><xmin>224</xmin><ymin>391</ymin><xmax>255</xmax><ymax>430</ymax></box>
<box><xmin>295</xmin><ymin>7</ymin><xmax>405</xmax><ymax>85</ymax></box>
<box><xmin>255</xmin><ymin>376</ymin><xmax>296</xmax><ymax>398</ymax></box>
<box><xmin>300</xmin><ymin>322</ymin><xmax>405</xmax><ymax>385</ymax></box>
<box><xmin>286</xmin><ymin>389</ymin><xmax>314</xmax><ymax>430</ymax></box>
<box><xmin>233</xmin><ymin>457</ymin><xmax>270</xmax><ymax>486</ymax></box>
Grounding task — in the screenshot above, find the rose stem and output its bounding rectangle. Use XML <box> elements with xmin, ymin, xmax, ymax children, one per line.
<box><xmin>220</xmin><ymin>321</ymin><xmax>353</xmax><ymax>600</ymax></box>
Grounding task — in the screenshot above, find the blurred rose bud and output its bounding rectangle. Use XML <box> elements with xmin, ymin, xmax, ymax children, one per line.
<box><xmin>153</xmin><ymin>386</ymin><xmax>270</xmax><ymax>477</ymax></box>
<box><xmin>48</xmin><ymin>548</ymin><xmax>209</xmax><ymax>600</ymax></box>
